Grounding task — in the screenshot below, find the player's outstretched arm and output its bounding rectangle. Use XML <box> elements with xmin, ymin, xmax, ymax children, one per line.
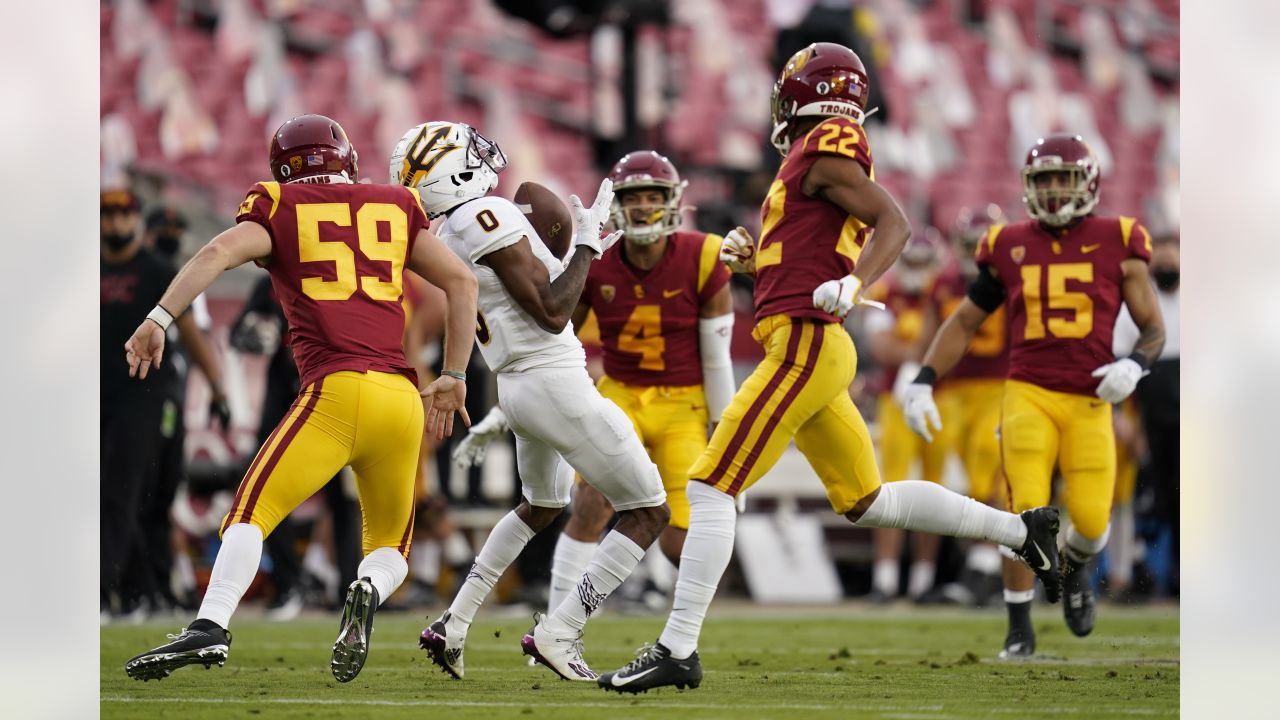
<box><xmin>901</xmin><ymin>296</ymin><xmax>993</xmax><ymax>441</ymax></box>
<box><xmin>1092</xmin><ymin>258</ymin><xmax>1166</xmax><ymax>404</ymax></box>
<box><xmin>482</xmin><ymin>240</ymin><xmax>596</xmax><ymax>334</ymax></box>
<box><xmin>698</xmin><ymin>284</ymin><xmax>735</xmax><ymax>424</ymax></box>
<box><xmin>409</xmin><ymin>227</ymin><xmax>479</xmax><ymax>439</ymax></box>
<box><xmin>803</xmin><ymin>155</ymin><xmax>911</xmax><ymax>290</ymax></box>
<box><xmin>125</xmin><ymin>222</ymin><xmax>272</xmax><ymax>380</ymax></box>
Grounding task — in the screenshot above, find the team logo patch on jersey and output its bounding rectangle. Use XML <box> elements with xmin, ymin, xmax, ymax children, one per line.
<box><xmin>1011</xmin><ymin>246</ymin><xmax>1026</xmax><ymax>264</ymax></box>
<box><xmin>601</xmin><ymin>285</ymin><xmax>616</xmax><ymax>303</ymax></box>
<box><xmin>238</xmin><ymin>193</ymin><xmax>260</xmax><ymax>216</ymax></box>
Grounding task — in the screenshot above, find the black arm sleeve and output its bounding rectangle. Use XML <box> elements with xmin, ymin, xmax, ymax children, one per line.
<box><xmin>967</xmin><ymin>266</ymin><xmax>1007</xmax><ymax>313</ymax></box>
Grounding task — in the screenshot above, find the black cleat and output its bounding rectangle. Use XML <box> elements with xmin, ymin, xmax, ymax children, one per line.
<box><xmin>1061</xmin><ymin>552</ymin><xmax>1097</xmax><ymax>637</ymax></box>
<box><xmin>124</xmin><ymin>620</ymin><xmax>231</xmax><ymax>681</ymax></box>
<box><xmin>598</xmin><ymin>642</ymin><xmax>702</xmax><ymax>694</ymax></box>
<box><xmin>331</xmin><ymin>577</ymin><xmax>379</xmax><ymax>683</ymax></box>
<box><xmin>1013</xmin><ymin>508</ymin><xmax>1061</xmax><ymax>603</ymax></box>
<box><xmin>997</xmin><ymin>626</ymin><xmax>1036</xmax><ymax>660</ymax></box>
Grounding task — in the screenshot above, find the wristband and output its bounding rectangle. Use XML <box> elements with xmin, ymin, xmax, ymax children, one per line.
<box><xmin>146</xmin><ymin>305</ymin><xmax>175</xmax><ymax>331</ymax></box>
<box><xmin>1127</xmin><ymin>351</ymin><xmax>1151</xmax><ymax>371</ymax></box>
<box><xmin>912</xmin><ymin>366</ymin><xmax>938</xmax><ymax>386</ymax></box>
<box><xmin>441</xmin><ymin>370</ymin><xmax>467</xmax><ymax>382</ymax></box>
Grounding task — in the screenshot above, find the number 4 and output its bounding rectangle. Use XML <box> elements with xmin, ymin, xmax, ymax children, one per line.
<box><xmin>618</xmin><ymin>304</ymin><xmax>665</xmax><ymax>371</ymax></box>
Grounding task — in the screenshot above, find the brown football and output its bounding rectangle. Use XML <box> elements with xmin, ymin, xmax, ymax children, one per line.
<box><xmin>514</xmin><ymin>181</ymin><xmax>573</xmax><ymax>260</ymax></box>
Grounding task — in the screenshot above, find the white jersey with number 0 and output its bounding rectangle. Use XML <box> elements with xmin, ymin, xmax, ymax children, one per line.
<box><xmin>437</xmin><ymin>196</ymin><xmax>585</xmax><ymax>374</ymax></box>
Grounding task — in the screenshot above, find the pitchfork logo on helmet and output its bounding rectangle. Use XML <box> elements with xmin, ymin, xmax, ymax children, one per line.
<box><xmin>269</xmin><ymin>114</ymin><xmax>358</xmax><ymax>184</ymax></box>
<box><xmin>1021</xmin><ymin>134</ymin><xmax>1101</xmax><ymax>227</ymax></box>
<box><xmin>770</xmin><ymin>42</ymin><xmax>877</xmax><ymax>156</ymax></box>
<box><xmin>607</xmin><ymin>150</ymin><xmax>687</xmax><ymax>245</ymax></box>
<box><xmin>389</xmin><ymin>121</ymin><xmax>509</xmax><ymax>219</ymax></box>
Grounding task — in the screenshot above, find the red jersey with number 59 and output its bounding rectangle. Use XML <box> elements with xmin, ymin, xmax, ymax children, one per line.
<box><xmin>236</xmin><ymin>181</ymin><xmax>428</xmax><ymax>388</ymax></box>
<box><xmin>754</xmin><ymin>116</ymin><xmax>875</xmax><ymax>324</ymax></box>
<box><xmin>976</xmin><ymin>215</ymin><xmax>1151</xmax><ymax>396</ymax></box>
<box><xmin>582</xmin><ymin>231</ymin><xmax>730</xmax><ymax>386</ymax></box>
<box><xmin>929</xmin><ymin>271</ymin><xmax>1009</xmax><ymax>383</ymax></box>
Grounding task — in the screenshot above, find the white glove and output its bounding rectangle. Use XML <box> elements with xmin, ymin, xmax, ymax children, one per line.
<box><xmin>892</xmin><ymin>361</ymin><xmax>921</xmax><ymax>405</ymax></box>
<box><xmin>451</xmin><ymin>406</ymin><xmax>509</xmax><ymax>468</ymax></box>
<box><xmin>812</xmin><ymin>274</ymin><xmax>864</xmax><ymax>318</ymax></box>
<box><xmin>570</xmin><ymin>178</ymin><xmax>623</xmax><ymax>256</ymax></box>
<box><xmin>902</xmin><ymin>382</ymin><xmax>942</xmax><ymax>442</ymax></box>
<box><xmin>1090</xmin><ymin>358</ymin><xmax>1144</xmax><ymax>404</ymax></box>
<box><xmin>719</xmin><ymin>226</ymin><xmax>756</xmax><ymax>274</ymax></box>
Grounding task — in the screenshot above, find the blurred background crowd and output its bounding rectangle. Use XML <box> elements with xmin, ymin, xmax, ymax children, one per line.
<box><xmin>100</xmin><ymin>0</ymin><xmax>1179</xmax><ymax>622</ymax></box>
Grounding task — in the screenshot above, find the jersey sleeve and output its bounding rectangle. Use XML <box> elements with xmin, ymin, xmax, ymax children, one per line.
<box><xmin>1119</xmin><ymin>217</ymin><xmax>1153</xmax><ymax>263</ymax></box>
<box><xmin>235</xmin><ymin>181</ymin><xmax>282</xmax><ymax>231</ymax></box>
<box><xmin>452</xmin><ymin>197</ymin><xmax>533</xmax><ymax>263</ymax></box>
<box><xmin>799</xmin><ymin>117</ymin><xmax>873</xmax><ymax>176</ymax></box>
<box><xmin>974</xmin><ymin>224</ymin><xmax>1005</xmax><ymax>269</ymax></box>
<box><xmin>402</xmin><ymin>187</ymin><xmax>430</xmax><ymax>259</ymax></box>
<box><xmin>696</xmin><ymin>233</ymin><xmax>731</xmax><ymax>302</ymax></box>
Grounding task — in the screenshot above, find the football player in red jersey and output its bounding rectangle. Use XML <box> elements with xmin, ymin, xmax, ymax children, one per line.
<box><xmin>599</xmin><ymin>43</ymin><xmax>1063</xmax><ymax>693</ymax></box>
<box><xmin>122</xmin><ymin>114</ymin><xmax>478</xmax><ymax>683</ymax></box>
<box><xmin>902</xmin><ymin>134</ymin><xmax>1166</xmax><ymax>658</ymax></box>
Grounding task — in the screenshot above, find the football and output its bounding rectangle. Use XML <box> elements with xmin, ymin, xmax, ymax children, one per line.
<box><xmin>514</xmin><ymin>181</ymin><xmax>573</xmax><ymax>260</ymax></box>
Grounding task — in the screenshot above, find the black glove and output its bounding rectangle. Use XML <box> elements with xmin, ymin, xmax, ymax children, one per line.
<box><xmin>210</xmin><ymin>395</ymin><xmax>232</xmax><ymax>431</ymax></box>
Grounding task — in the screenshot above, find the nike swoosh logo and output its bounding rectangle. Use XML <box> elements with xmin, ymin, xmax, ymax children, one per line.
<box><xmin>1031</xmin><ymin>542</ymin><xmax>1052</xmax><ymax>571</ymax></box>
<box><xmin>1081</xmin><ymin>244</ymin><xmax>1101</xmax><ymax>254</ymax></box>
<box><xmin>611</xmin><ymin>666</ymin><xmax>659</xmax><ymax>686</ymax></box>
<box><xmin>663</xmin><ymin>289</ymin><xmax>682</xmax><ymax>298</ymax></box>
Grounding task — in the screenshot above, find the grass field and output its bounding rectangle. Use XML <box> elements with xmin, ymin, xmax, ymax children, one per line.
<box><xmin>101</xmin><ymin>603</ymin><xmax>1178</xmax><ymax>719</ymax></box>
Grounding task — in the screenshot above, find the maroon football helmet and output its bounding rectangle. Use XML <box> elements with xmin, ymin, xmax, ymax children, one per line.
<box><xmin>269</xmin><ymin>114</ymin><xmax>359</xmax><ymax>184</ymax></box>
<box><xmin>952</xmin><ymin>203</ymin><xmax>1007</xmax><ymax>277</ymax></box>
<box><xmin>1022</xmin><ymin>134</ymin><xmax>1100</xmax><ymax>227</ymax></box>
<box><xmin>770</xmin><ymin>42</ymin><xmax>874</xmax><ymax>156</ymax></box>
<box><xmin>607</xmin><ymin>150</ymin><xmax>686</xmax><ymax>245</ymax></box>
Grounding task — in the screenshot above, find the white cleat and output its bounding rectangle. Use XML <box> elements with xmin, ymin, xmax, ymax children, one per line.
<box><xmin>419</xmin><ymin>611</ymin><xmax>468</xmax><ymax>679</ymax></box>
<box><xmin>520</xmin><ymin>613</ymin><xmax>597</xmax><ymax>681</ymax></box>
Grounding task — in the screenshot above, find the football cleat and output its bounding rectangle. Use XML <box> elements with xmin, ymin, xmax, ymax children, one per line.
<box><xmin>1061</xmin><ymin>553</ymin><xmax>1097</xmax><ymax>637</ymax></box>
<box><xmin>331</xmin><ymin>577</ymin><xmax>379</xmax><ymax>683</ymax></box>
<box><xmin>1013</xmin><ymin>507</ymin><xmax>1062</xmax><ymax>603</ymax></box>
<box><xmin>419</xmin><ymin>611</ymin><xmax>467</xmax><ymax>679</ymax></box>
<box><xmin>997</xmin><ymin>628</ymin><xmax>1036</xmax><ymax>660</ymax></box>
<box><xmin>124</xmin><ymin>620</ymin><xmax>231</xmax><ymax>681</ymax></box>
<box><xmin>520</xmin><ymin>613</ymin><xmax>597</xmax><ymax>681</ymax></box>
<box><xmin>598</xmin><ymin>642</ymin><xmax>702</xmax><ymax>693</ymax></box>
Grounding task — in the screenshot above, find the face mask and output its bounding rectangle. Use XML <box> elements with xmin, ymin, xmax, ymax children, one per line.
<box><xmin>153</xmin><ymin>233</ymin><xmax>181</xmax><ymax>257</ymax></box>
<box><xmin>102</xmin><ymin>232</ymin><xmax>134</xmax><ymax>251</ymax></box>
<box><xmin>1153</xmin><ymin>269</ymin><xmax>1179</xmax><ymax>291</ymax></box>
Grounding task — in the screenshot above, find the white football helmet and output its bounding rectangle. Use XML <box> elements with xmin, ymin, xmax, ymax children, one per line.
<box><xmin>389</xmin><ymin>121</ymin><xmax>508</xmax><ymax>218</ymax></box>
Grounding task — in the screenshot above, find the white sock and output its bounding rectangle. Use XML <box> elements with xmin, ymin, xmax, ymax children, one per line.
<box><xmin>410</xmin><ymin>539</ymin><xmax>442</xmax><ymax>586</ymax></box>
<box><xmin>645</xmin><ymin>545</ymin><xmax>676</xmax><ymax>592</ymax></box>
<box><xmin>197</xmin><ymin>523</ymin><xmax>263</xmax><ymax>628</ymax></box>
<box><xmin>1065</xmin><ymin>523</ymin><xmax>1110</xmax><ymax>563</ymax></box>
<box><xmin>872</xmin><ymin>558</ymin><xmax>899</xmax><ymax>595</ymax></box>
<box><xmin>1004</xmin><ymin>588</ymin><xmax>1036</xmax><ymax>604</ymax></box>
<box><xmin>548</xmin><ymin>534</ymin><xmax>597</xmax><ymax>615</ymax></box>
<box><xmin>358</xmin><ymin>547</ymin><xmax>408</xmax><ymax>605</ymax></box>
<box><xmin>907</xmin><ymin>560</ymin><xmax>936</xmax><ymax>598</ymax></box>
<box><xmin>302</xmin><ymin>541</ymin><xmax>339</xmax><ymax>596</ymax></box>
<box><xmin>854</xmin><ymin>481</ymin><xmax>1026</xmax><ymax>548</ymax></box>
<box><xmin>546</xmin><ymin>531</ymin><xmax>645</xmax><ymax>634</ymax></box>
<box><xmin>448</xmin><ymin>511</ymin><xmax>536</xmax><ymax>626</ymax></box>
<box><xmin>658</xmin><ymin>482</ymin><xmax>736</xmax><ymax>659</ymax></box>
<box><xmin>1109</xmin><ymin>505</ymin><xmax>1135</xmax><ymax>585</ymax></box>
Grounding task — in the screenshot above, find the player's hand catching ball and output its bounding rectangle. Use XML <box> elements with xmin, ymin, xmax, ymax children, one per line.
<box><xmin>812</xmin><ymin>274</ymin><xmax>864</xmax><ymax>318</ymax></box>
<box><xmin>452</xmin><ymin>406</ymin><xmax>510</xmax><ymax>468</ymax></box>
<box><xmin>902</xmin><ymin>382</ymin><xmax>943</xmax><ymax>443</ymax></box>
<box><xmin>570</xmin><ymin>178</ymin><xmax>622</xmax><ymax>256</ymax></box>
<box><xmin>124</xmin><ymin>320</ymin><xmax>167</xmax><ymax>379</ymax></box>
<box><xmin>720</xmin><ymin>226</ymin><xmax>757</xmax><ymax>274</ymax></box>
<box><xmin>421</xmin><ymin>374</ymin><xmax>471</xmax><ymax>441</ymax></box>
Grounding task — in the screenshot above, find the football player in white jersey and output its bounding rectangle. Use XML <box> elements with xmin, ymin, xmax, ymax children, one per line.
<box><xmin>389</xmin><ymin>121</ymin><xmax>670</xmax><ymax>683</ymax></box>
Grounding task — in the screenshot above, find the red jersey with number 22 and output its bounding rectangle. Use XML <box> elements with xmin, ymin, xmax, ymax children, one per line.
<box><xmin>754</xmin><ymin>116</ymin><xmax>875</xmax><ymax>324</ymax></box>
<box><xmin>976</xmin><ymin>215</ymin><xmax>1151</xmax><ymax>396</ymax></box>
<box><xmin>236</xmin><ymin>181</ymin><xmax>429</xmax><ymax>388</ymax></box>
<box><xmin>583</xmin><ymin>230</ymin><xmax>730</xmax><ymax>386</ymax></box>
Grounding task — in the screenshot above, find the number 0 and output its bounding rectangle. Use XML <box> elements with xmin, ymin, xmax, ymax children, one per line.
<box><xmin>476</xmin><ymin>209</ymin><xmax>500</xmax><ymax>232</ymax></box>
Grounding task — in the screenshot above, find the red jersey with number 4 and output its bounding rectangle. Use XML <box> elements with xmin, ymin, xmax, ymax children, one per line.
<box><xmin>582</xmin><ymin>230</ymin><xmax>730</xmax><ymax>386</ymax></box>
<box><xmin>976</xmin><ymin>215</ymin><xmax>1151</xmax><ymax>396</ymax></box>
<box><xmin>754</xmin><ymin>116</ymin><xmax>875</xmax><ymax>324</ymax></box>
<box><xmin>929</xmin><ymin>271</ymin><xmax>1009</xmax><ymax>382</ymax></box>
<box><xmin>236</xmin><ymin>181</ymin><xmax>428</xmax><ymax>388</ymax></box>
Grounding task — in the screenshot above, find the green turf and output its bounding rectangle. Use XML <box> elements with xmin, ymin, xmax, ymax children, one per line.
<box><xmin>102</xmin><ymin>603</ymin><xmax>1178</xmax><ymax>719</ymax></box>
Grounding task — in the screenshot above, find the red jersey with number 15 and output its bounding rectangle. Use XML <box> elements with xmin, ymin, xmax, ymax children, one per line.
<box><xmin>976</xmin><ymin>215</ymin><xmax>1151</xmax><ymax>396</ymax></box>
<box><xmin>236</xmin><ymin>181</ymin><xmax>428</xmax><ymax>388</ymax></box>
<box><xmin>582</xmin><ymin>230</ymin><xmax>730</xmax><ymax>387</ymax></box>
<box><xmin>754</xmin><ymin>116</ymin><xmax>875</xmax><ymax>324</ymax></box>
